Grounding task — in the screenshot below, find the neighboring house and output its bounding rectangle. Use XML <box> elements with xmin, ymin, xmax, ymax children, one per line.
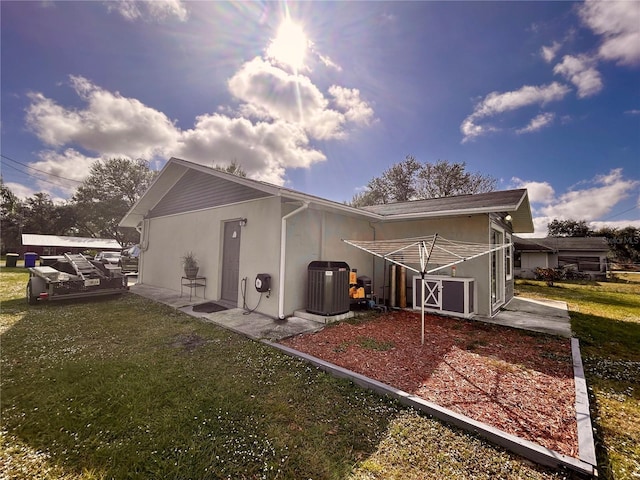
<box><xmin>120</xmin><ymin>157</ymin><xmax>534</xmax><ymax>319</ymax></box>
<box><xmin>21</xmin><ymin>234</ymin><xmax>122</xmax><ymax>256</ymax></box>
<box><xmin>513</xmin><ymin>236</ymin><xmax>609</xmax><ymax>279</ymax></box>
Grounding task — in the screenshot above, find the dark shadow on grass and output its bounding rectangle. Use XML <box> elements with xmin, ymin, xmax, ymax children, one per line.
<box><xmin>1</xmin><ymin>293</ymin><xmax>402</xmax><ymax>479</ymax></box>
<box><xmin>570</xmin><ymin>310</ymin><xmax>640</xmax><ymax>360</ymax></box>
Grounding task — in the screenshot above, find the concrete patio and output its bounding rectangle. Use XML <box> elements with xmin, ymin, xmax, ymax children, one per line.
<box><xmin>129</xmin><ymin>281</ymin><xmax>572</xmax><ymax>340</ymax></box>
<box><xmin>129</xmin><ymin>283</ymin><xmax>326</xmax><ymax>341</ymax></box>
<box><xmin>477</xmin><ymin>296</ymin><xmax>572</xmax><ymax>338</ymax></box>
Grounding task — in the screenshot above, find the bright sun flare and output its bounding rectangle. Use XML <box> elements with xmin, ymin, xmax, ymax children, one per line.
<box><xmin>267</xmin><ymin>18</ymin><xmax>308</xmax><ymax>70</ymax></box>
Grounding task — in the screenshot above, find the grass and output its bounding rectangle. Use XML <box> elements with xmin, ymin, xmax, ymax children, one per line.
<box><xmin>516</xmin><ymin>276</ymin><xmax>640</xmax><ymax>480</ymax></box>
<box><xmin>0</xmin><ymin>266</ymin><xmax>576</xmax><ymax>480</ymax></box>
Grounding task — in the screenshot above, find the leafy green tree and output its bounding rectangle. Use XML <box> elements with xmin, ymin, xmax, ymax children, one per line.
<box><xmin>22</xmin><ymin>193</ymin><xmax>58</xmax><ymax>234</ymax></box>
<box><xmin>72</xmin><ymin>158</ymin><xmax>157</xmax><ymax>246</ymax></box>
<box><xmin>349</xmin><ymin>157</ymin><xmax>496</xmax><ymax>207</ymax></box>
<box><xmin>1</xmin><ymin>179</ymin><xmax>24</xmax><ymax>253</ymax></box>
<box><xmin>594</xmin><ymin>226</ymin><xmax>640</xmax><ymax>265</ymax></box>
<box><xmin>547</xmin><ymin>219</ymin><xmax>592</xmax><ymax>237</ymax></box>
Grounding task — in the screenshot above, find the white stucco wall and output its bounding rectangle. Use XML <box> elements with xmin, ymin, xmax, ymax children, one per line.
<box><xmin>372</xmin><ymin>214</ymin><xmax>496</xmax><ymax>316</ymax></box>
<box><xmin>140</xmin><ymin>196</ymin><xmax>282</xmax><ymax>317</ymax></box>
<box><xmin>282</xmin><ymin>207</ymin><xmax>375</xmax><ymax>315</ymax></box>
<box><xmin>141</xmin><ymin>201</ymin><xmax>514</xmax><ymax>318</ymax></box>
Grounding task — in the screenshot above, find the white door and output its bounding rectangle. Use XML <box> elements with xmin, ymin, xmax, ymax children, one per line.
<box><xmin>414</xmin><ymin>277</ymin><xmax>442</xmax><ymax>310</ymax></box>
<box><xmin>490</xmin><ymin>226</ymin><xmax>505</xmax><ymax>311</ymax></box>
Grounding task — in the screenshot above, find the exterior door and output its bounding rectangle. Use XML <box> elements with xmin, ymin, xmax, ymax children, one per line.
<box><xmin>221</xmin><ymin>221</ymin><xmax>241</xmax><ymax>305</ymax></box>
<box><xmin>491</xmin><ymin>226</ymin><xmax>505</xmax><ymax>311</ymax></box>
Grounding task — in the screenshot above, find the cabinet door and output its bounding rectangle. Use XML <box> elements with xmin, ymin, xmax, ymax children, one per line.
<box><xmin>416</xmin><ymin>278</ymin><xmax>441</xmax><ymax>309</ymax></box>
<box><xmin>442</xmin><ymin>280</ymin><xmax>465</xmax><ymax>313</ymax></box>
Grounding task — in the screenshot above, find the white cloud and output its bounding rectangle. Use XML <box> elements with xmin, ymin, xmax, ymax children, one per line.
<box><xmin>228</xmin><ymin>57</ymin><xmax>345</xmax><ymax>140</ymax></box>
<box><xmin>511</xmin><ymin>178</ymin><xmax>555</xmax><ymax>203</ymax></box>
<box><xmin>5</xmin><ymin>181</ymin><xmax>38</xmax><ymax>201</ymax></box>
<box><xmin>540</xmin><ymin>41</ymin><xmax>561</xmax><ymax>63</ymax></box>
<box><xmin>31</xmin><ymin>149</ymin><xmax>102</xmax><ymax>195</ymax></box>
<box><xmin>328</xmin><ymin>85</ymin><xmax>374</xmax><ymax>125</ymax></box>
<box><xmin>21</xmin><ymin>17</ymin><xmax>376</xmax><ymax>194</ymax></box>
<box><xmin>553</xmin><ymin>54</ymin><xmax>603</xmax><ymax>98</ymax></box>
<box><xmin>514</xmin><ymin>169</ymin><xmax>639</xmax><ymax>235</ymax></box>
<box><xmin>175</xmin><ymin>114</ymin><xmax>326</xmax><ymax>185</ymax></box>
<box><xmin>26</xmin><ymin>76</ymin><xmax>180</xmax><ymax>159</ymax></box>
<box><xmin>589</xmin><ymin>219</ymin><xmax>640</xmax><ymax>230</ymax></box>
<box><xmin>105</xmin><ymin>0</ymin><xmax>188</xmax><ymax>22</ymax></box>
<box><xmin>474</xmin><ymin>82</ymin><xmax>570</xmax><ymax>117</ymax></box>
<box><xmin>23</xmin><ymin>76</ymin><xmax>331</xmax><ymax>186</ymax></box>
<box><xmin>579</xmin><ymin>0</ymin><xmax>640</xmax><ymax>66</ymax></box>
<box><xmin>516</xmin><ymin>112</ymin><xmax>555</xmax><ymax>134</ymax></box>
<box><xmin>228</xmin><ymin>57</ymin><xmax>374</xmax><ymax>141</ymax></box>
<box><xmin>461</xmin><ymin>82</ymin><xmax>570</xmax><ymax>142</ymax></box>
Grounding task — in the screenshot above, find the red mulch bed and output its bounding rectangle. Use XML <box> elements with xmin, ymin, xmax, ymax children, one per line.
<box><xmin>280</xmin><ymin>310</ymin><xmax>578</xmax><ymax>457</ymax></box>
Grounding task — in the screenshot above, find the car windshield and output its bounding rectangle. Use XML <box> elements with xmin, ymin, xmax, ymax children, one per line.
<box><xmin>102</xmin><ymin>252</ymin><xmax>120</xmax><ymax>258</ymax></box>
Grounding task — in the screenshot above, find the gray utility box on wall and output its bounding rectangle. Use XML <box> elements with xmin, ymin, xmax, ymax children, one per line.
<box><xmin>307</xmin><ymin>261</ymin><xmax>350</xmax><ymax>315</ymax></box>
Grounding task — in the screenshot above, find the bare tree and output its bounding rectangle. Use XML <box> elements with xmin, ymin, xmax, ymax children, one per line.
<box><xmin>214</xmin><ymin>160</ymin><xmax>247</xmax><ymax>177</ymax></box>
<box><xmin>349</xmin><ymin>157</ymin><xmax>497</xmax><ymax>207</ymax></box>
<box><xmin>417</xmin><ymin>160</ymin><xmax>497</xmax><ymax>198</ymax></box>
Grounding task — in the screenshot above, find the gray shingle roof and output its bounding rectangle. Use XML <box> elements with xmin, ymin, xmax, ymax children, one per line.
<box><xmin>514</xmin><ymin>236</ymin><xmax>609</xmax><ymax>253</ymax></box>
<box><xmin>360</xmin><ymin>189</ymin><xmax>528</xmax><ymax>216</ymax></box>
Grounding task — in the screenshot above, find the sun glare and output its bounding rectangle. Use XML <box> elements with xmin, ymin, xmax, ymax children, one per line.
<box><xmin>267</xmin><ymin>18</ymin><xmax>308</xmax><ymax>70</ymax></box>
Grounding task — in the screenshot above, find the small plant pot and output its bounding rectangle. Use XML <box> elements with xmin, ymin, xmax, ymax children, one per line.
<box><xmin>184</xmin><ymin>266</ymin><xmax>199</xmax><ymax>279</ymax></box>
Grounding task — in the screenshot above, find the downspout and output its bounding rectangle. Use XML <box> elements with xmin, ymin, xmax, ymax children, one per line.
<box><xmin>278</xmin><ymin>202</ymin><xmax>309</xmax><ymax>319</ymax></box>
<box><xmin>136</xmin><ymin>217</ymin><xmax>149</xmax><ymax>284</ymax></box>
<box><xmin>368</xmin><ymin>222</ymin><xmax>377</xmax><ymax>302</ymax></box>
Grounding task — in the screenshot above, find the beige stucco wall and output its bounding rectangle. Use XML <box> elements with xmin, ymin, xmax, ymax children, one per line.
<box><xmin>371</xmin><ymin>214</ymin><xmax>496</xmax><ymax>315</ymax></box>
<box><xmin>282</xmin><ymin>207</ymin><xmax>375</xmax><ymax>315</ymax></box>
<box><xmin>141</xmin><ymin>201</ymin><xmax>514</xmax><ymax>318</ymax></box>
<box><xmin>140</xmin><ymin>196</ymin><xmax>283</xmax><ymax>317</ymax></box>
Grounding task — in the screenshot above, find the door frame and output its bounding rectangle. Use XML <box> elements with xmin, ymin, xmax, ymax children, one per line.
<box><xmin>490</xmin><ymin>222</ymin><xmax>505</xmax><ymax>314</ymax></box>
<box><xmin>220</xmin><ymin>219</ymin><xmax>242</xmax><ymax>306</ymax></box>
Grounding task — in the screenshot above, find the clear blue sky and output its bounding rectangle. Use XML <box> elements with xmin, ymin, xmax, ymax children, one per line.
<box><xmin>1</xmin><ymin>0</ymin><xmax>639</xmax><ymax>236</ymax></box>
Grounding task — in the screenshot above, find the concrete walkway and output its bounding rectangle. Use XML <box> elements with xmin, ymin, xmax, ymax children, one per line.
<box><xmin>477</xmin><ymin>296</ymin><xmax>572</xmax><ymax>338</ymax></box>
<box><xmin>130</xmin><ymin>282</ymin><xmax>572</xmax><ymax>340</ymax></box>
<box><xmin>129</xmin><ymin>283</ymin><xmax>325</xmax><ymax>341</ymax></box>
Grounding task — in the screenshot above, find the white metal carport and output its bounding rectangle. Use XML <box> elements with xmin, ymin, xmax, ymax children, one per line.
<box><xmin>342</xmin><ymin>234</ymin><xmax>511</xmax><ymax>344</ymax></box>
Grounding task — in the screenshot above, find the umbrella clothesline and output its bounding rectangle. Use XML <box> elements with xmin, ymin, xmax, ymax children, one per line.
<box><xmin>342</xmin><ymin>234</ymin><xmax>512</xmax><ymax>344</ymax></box>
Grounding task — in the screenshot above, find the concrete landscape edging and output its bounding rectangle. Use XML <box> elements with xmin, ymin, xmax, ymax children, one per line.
<box><xmin>265</xmin><ymin>340</ymin><xmax>598</xmax><ymax>478</ymax></box>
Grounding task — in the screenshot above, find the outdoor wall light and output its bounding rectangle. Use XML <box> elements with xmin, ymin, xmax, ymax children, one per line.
<box><xmin>505</xmin><ymin>214</ymin><xmax>513</xmax><ymax>222</ymax></box>
<box><xmin>239</xmin><ymin>218</ymin><xmax>248</xmax><ymax>227</ymax></box>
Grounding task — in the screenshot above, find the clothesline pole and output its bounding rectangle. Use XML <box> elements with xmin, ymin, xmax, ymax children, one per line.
<box><xmin>419</xmin><ymin>235</ymin><xmax>438</xmax><ymax>345</ymax></box>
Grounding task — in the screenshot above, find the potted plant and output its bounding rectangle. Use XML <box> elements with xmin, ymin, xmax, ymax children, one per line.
<box><xmin>182</xmin><ymin>252</ymin><xmax>199</xmax><ymax>279</ymax></box>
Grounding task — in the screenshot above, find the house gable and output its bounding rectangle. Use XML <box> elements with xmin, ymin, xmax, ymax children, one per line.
<box><xmin>148</xmin><ymin>169</ymin><xmax>271</xmax><ymax>218</ymax></box>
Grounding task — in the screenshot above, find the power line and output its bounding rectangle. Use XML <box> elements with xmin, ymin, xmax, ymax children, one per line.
<box><xmin>1</xmin><ymin>153</ymin><xmax>83</xmax><ymax>184</ymax></box>
<box><xmin>0</xmin><ymin>161</ymin><xmax>77</xmax><ymax>189</ymax></box>
<box><xmin>601</xmin><ymin>204</ymin><xmax>639</xmax><ymax>221</ymax></box>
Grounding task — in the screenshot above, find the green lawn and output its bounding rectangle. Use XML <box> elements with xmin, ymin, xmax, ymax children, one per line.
<box><xmin>516</xmin><ymin>276</ymin><xmax>640</xmax><ymax>480</ymax></box>
<box><xmin>1</xmin><ymin>267</ymin><xmax>577</xmax><ymax>479</ymax></box>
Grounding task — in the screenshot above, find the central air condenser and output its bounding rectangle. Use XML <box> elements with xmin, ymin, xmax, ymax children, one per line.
<box><xmin>307</xmin><ymin>261</ymin><xmax>350</xmax><ymax>315</ymax></box>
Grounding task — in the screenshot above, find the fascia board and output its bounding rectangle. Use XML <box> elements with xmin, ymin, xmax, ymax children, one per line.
<box><xmin>384</xmin><ymin>204</ymin><xmax>519</xmax><ymax>220</ymax></box>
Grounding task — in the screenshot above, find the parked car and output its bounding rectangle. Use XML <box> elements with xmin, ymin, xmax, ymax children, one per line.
<box><xmin>94</xmin><ymin>251</ymin><xmax>121</xmax><ymax>265</ymax></box>
<box><xmin>119</xmin><ymin>245</ymin><xmax>139</xmax><ymax>273</ymax></box>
